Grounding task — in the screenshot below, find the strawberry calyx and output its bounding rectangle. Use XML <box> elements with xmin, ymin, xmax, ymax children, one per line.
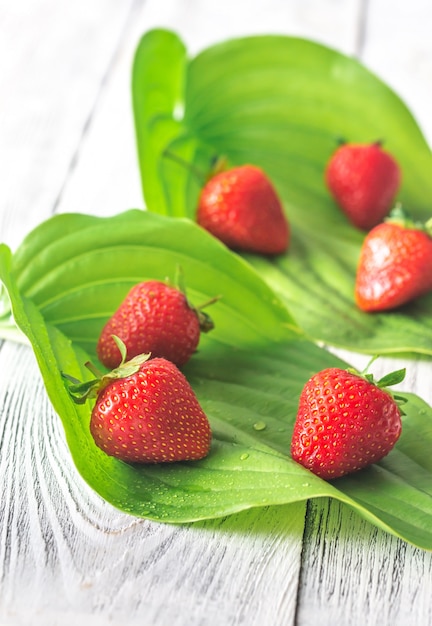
<box><xmin>334</xmin><ymin>137</ymin><xmax>384</xmax><ymax>148</ymax></box>
<box><xmin>63</xmin><ymin>336</ymin><xmax>150</xmax><ymax>404</ymax></box>
<box><xmin>385</xmin><ymin>204</ymin><xmax>432</xmax><ymax>237</ymax></box>
<box><xmin>173</xmin><ymin>265</ymin><xmax>219</xmax><ymax>333</ymax></box>
<box><xmin>194</xmin><ymin>296</ymin><xmax>220</xmax><ymax>332</ymax></box>
<box><xmin>346</xmin><ymin>357</ymin><xmax>407</xmax><ymax>413</ymax></box>
<box><xmin>207</xmin><ymin>154</ymin><xmax>229</xmax><ymax>180</ymax></box>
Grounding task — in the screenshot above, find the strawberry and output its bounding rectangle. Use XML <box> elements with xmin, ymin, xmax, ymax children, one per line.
<box><xmin>196</xmin><ymin>164</ymin><xmax>290</xmax><ymax>255</ymax></box>
<box><xmin>355</xmin><ymin>209</ymin><xmax>432</xmax><ymax>311</ymax></box>
<box><xmin>325</xmin><ymin>141</ymin><xmax>401</xmax><ymax>230</ymax></box>
<box><xmin>64</xmin><ymin>347</ymin><xmax>211</xmax><ymax>464</ymax></box>
<box><xmin>290</xmin><ymin>366</ymin><xmax>405</xmax><ymax>480</ymax></box>
<box><xmin>97</xmin><ymin>278</ymin><xmax>215</xmax><ymax>369</ymax></box>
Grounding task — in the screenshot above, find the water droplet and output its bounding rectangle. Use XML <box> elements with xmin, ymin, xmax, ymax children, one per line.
<box><xmin>302</xmin><ymin>482</ymin><xmax>310</xmax><ymax>487</ymax></box>
<box><xmin>253</xmin><ymin>421</ymin><xmax>267</xmax><ymax>431</ymax></box>
<box><xmin>240</xmin><ymin>453</ymin><xmax>249</xmax><ymax>461</ymax></box>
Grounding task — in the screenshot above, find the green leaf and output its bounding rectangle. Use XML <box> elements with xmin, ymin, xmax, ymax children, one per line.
<box><xmin>132</xmin><ymin>29</ymin><xmax>432</xmax><ymax>355</ymax></box>
<box><xmin>377</xmin><ymin>368</ymin><xmax>407</xmax><ymax>388</ymax></box>
<box><xmin>2</xmin><ymin>211</ymin><xmax>432</xmax><ymax>550</ymax></box>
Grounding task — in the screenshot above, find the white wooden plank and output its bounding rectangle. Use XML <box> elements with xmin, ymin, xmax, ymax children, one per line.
<box><xmin>0</xmin><ymin>0</ymin><xmax>139</xmax><ymax>251</ymax></box>
<box><xmin>296</xmin><ymin>498</ymin><xmax>432</xmax><ymax>626</ymax></box>
<box><xmin>361</xmin><ymin>0</ymin><xmax>432</xmax><ymax>144</ymax></box>
<box><xmin>140</xmin><ymin>0</ymin><xmax>363</xmax><ymax>55</ymax></box>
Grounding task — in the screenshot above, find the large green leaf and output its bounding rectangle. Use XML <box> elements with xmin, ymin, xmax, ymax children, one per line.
<box><xmin>1</xmin><ymin>210</ymin><xmax>432</xmax><ymax>550</ymax></box>
<box><xmin>132</xmin><ymin>29</ymin><xmax>432</xmax><ymax>355</ymax></box>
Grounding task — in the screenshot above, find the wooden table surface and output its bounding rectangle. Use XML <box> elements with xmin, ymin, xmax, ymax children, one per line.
<box><xmin>1</xmin><ymin>1</ymin><xmax>432</xmax><ymax>624</ymax></box>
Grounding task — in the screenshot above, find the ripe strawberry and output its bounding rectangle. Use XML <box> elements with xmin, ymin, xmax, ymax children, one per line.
<box><xmin>355</xmin><ymin>209</ymin><xmax>432</xmax><ymax>311</ymax></box>
<box><xmin>97</xmin><ymin>279</ymin><xmax>215</xmax><ymax>369</ymax></box>
<box><xmin>291</xmin><ymin>366</ymin><xmax>405</xmax><ymax>480</ymax></box>
<box><xmin>196</xmin><ymin>164</ymin><xmax>289</xmax><ymax>255</ymax></box>
<box><xmin>325</xmin><ymin>141</ymin><xmax>401</xmax><ymax>230</ymax></box>
<box><xmin>64</xmin><ymin>349</ymin><xmax>211</xmax><ymax>464</ymax></box>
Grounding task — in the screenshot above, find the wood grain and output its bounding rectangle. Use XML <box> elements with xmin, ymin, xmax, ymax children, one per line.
<box><xmin>363</xmin><ymin>0</ymin><xmax>432</xmax><ymax>145</ymax></box>
<box><xmin>0</xmin><ymin>0</ymin><xmax>140</xmax><ymax>250</ymax></box>
<box><xmin>297</xmin><ymin>498</ymin><xmax>432</xmax><ymax>626</ymax></box>
<box><xmin>0</xmin><ymin>1</ymin><xmax>432</xmax><ymax>624</ymax></box>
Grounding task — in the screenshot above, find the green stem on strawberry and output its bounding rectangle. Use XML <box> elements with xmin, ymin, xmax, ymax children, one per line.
<box><xmin>195</xmin><ymin>295</ymin><xmax>221</xmax><ymax>333</ymax></box>
<box><xmin>386</xmin><ymin>204</ymin><xmax>432</xmax><ymax>236</ymax></box>
<box><xmin>386</xmin><ymin>203</ymin><xmax>416</xmax><ymax>227</ymax></box>
<box><xmin>363</xmin><ymin>356</ymin><xmax>406</xmax><ymax>388</ymax></box>
<box><xmin>173</xmin><ymin>265</ymin><xmax>218</xmax><ymax>332</ymax></box>
<box><xmin>62</xmin><ymin>336</ymin><xmax>151</xmax><ymax>404</ymax></box>
<box><xmin>84</xmin><ymin>360</ymin><xmax>105</xmax><ymax>380</ymax></box>
<box><xmin>334</xmin><ymin>137</ymin><xmax>384</xmax><ymax>147</ymax></box>
<box><xmin>346</xmin><ymin>358</ymin><xmax>407</xmax><ymax>414</ymax></box>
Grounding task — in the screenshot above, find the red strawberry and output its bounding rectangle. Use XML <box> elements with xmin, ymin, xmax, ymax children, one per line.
<box><xmin>291</xmin><ymin>366</ymin><xmax>404</xmax><ymax>480</ymax></box>
<box><xmin>355</xmin><ymin>209</ymin><xmax>432</xmax><ymax>311</ymax></box>
<box><xmin>196</xmin><ymin>164</ymin><xmax>289</xmax><ymax>255</ymax></box>
<box><xmin>64</xmin><ymin>350</ymin><xmax>211</xmax><ymax>464</ymax></box>
<box><xmin>97</xmin><ymin>279</ymin><xmax>215</xmax><ymax>369</ymax></box>
<box><xmin>325</xmin><ymin>141</ymin><xmax>401</xmax><ymax>230</ymax></box>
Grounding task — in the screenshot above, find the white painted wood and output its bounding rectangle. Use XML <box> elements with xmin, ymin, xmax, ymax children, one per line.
<box><xmin>138</xmin><ymin>0</ymin><xmax>364</xmax><ymax>56</ymax></box>
<box><xmin>362</xmin><ymin>0</ymin><xmax>432</xmax><ymax>145</ymax></box>
<box><xmin>0</xmin><ymin>0</ymin><xmax>139</xmax><ymax>251</ymax></box>
<box><xmin>296</xmin><ymin>498</ymin><xmax>432</xmax><ymax>626</ymax></box>
<box><xmin>1</xmin><ymin>0</ymin><xmax>432</xmax><ymax>625</ymax></box>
